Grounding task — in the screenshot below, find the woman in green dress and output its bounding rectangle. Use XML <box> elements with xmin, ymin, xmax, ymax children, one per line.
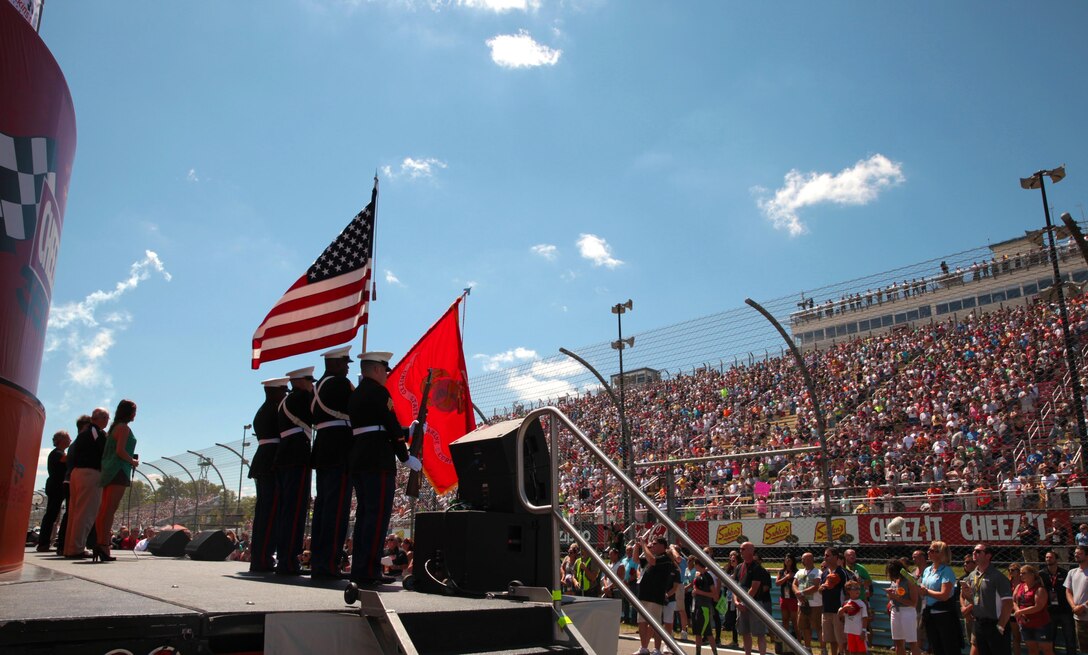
<box><xmin>94</xmin><ymin>399</ymin><xmax>138</xmax><ymax>561</ymax></box>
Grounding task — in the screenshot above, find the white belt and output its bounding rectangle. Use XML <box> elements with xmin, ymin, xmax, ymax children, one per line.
<box><xmin>314</xmin><ymin>420</ymin><xmax>350</xmax><ymax>430</ymax></box>
<box><xmin>280</xmin><ymin>427</ymin><xmax>304</xmax><ymax>438</ymax></box>
<box><xmin>352</xmin><ymin>426</ymin><xmax>386</xmax><ymax>435</ymax></box>
<box><xmin>257</xmin><ymin>438</ymin><xmax>280</xmax><ymax>445</ymax></box>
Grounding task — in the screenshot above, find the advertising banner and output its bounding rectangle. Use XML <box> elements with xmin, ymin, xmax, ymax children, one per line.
<box><xmin>858</xmin><ymin>511</ymin><xmax>1071</xmax><ymax>546</ymax></box>
<box><xmin>708</xmin><ymin>516</ymin><xmax>861</xmax><ymax>547</ymax></box>
<box><xmin>0</xmin><ymin>2</ymin><xmax>77</xmax><ymax>572</ymax></box>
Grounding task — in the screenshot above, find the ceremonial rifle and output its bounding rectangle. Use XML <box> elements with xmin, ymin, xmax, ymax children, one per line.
<box><xmin>405</xmin><ymin>369</ymin><xmax>435</xmax><ymax>499</ymax></box>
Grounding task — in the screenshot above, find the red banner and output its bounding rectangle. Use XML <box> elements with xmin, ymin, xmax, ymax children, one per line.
<box><xmin>387</xmin><ymin>300</ymin><xmax>475</xmax><ymax>494</ymax></box>
<box><xmin>0</xmin><ymin>2</ymin><xmax>77</xmax><ymax>572</ymax></box>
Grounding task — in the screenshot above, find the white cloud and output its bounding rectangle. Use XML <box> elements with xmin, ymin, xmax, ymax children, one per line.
<box><xmin>531</xmin><ymin>243</ymin><xmax>557</xmax><ymax>261</ymax></box>
<box><xmin>381</xmin><ymin>156</ymin><xmax>448</xmax><ymax>180</ymax></box>
<box><xmin>486</xmin><ymin>30</ymin><xmax>561</xmax><ymax>69</ymax></box>
<box><xmin>384</xmin><ymin>269</ymin><xmax>403</xmax><ymax>285</ymax></box>
<box><xmin>45</xmin><ymin>250</ymin><xmax>171</xmax><ymax>404</ymax></box>
<box><xmin>576</xmin><ymin>234</ymin><xmax>623</xmax><ymax>268</ymax></box>
<box><xmin>474</xmin><ymin>346</ymin><xmax>538</xmax><ymax>372</ymax></box>
<box><xmin>186</xmin><ymin>169</ymin><xmax>199</xmax><ymax>183</ymax></box>
<box><xmin>756</xmin><ymin>154</ymin><xmax>905</xmax><ymax>236</ymax></box>
<box><xmin>458</xmin><ymin>0</ymin><xmax>540</xmax><ymax>11</ymax></box>
<box><xmin>505</xmin><ymin>370</ymin><xmax>577</xmax><ymax>402</ymax></box>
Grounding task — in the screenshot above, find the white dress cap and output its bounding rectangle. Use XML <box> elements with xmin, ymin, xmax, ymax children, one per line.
<box><xmin>357</xmin><ymin>351</ymin><xmax>394</xmax><ymax>366</ymax></box>
<box><xmin>321</xmin><ymin>345</ymin><xmax>352</xmax><ymax>359</ymax></box>
<box><xmin>261</xmin><ymin>377</ymin><xmax>290</xmax><ymax>388</ymax></box>
<box><xmin>285</xmin><ymin>366</ymin><xmax>315</xmax><ymax>380</ymax></box>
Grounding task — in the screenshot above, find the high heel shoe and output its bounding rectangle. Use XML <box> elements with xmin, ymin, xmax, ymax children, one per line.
<box><xmin>91</xmin><ymin>544</ymin><xmax>116</xmax><ymax>562</ymax></box>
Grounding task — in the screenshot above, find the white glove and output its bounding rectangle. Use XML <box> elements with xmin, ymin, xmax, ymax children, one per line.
<box><xmin>406</xmin><ymin>455</ymin><xmax>423</xmax><ymax>472</ymax></box>
<box><xmin>409</xmin><ymin>420</ymin><xmax>428</xmax><ymax>435</ymax></box>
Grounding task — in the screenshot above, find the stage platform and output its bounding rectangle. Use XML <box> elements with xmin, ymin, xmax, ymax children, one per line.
<box><xmin>2</xmin><ymin>548</ymin><xmax>619</xmax><ymax>654</ymax></box>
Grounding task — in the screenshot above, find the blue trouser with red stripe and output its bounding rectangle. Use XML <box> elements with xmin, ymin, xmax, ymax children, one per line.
<box><xmin>274</xmin><ymin>465</ymin><xmax>311</xmax><ymax>573</ymax></box>
<box><xmin>350</xmin><ymin>469</ymin><xmax>395</xmax><ymax>582</ymax></box>
<box><xmin>249</xmin><ymin>474</ymin><xmax>279</xmax><ymax>571</ymax></box>
<box><xmin>310</xmin><ymin>466</ymin><xmax>352</xmax><ymax>575</ymax></box>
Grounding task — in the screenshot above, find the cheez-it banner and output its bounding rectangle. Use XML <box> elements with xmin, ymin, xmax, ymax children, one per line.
<box><xmin>0</xmin><ymin>2</ymin><xmax>77</xmax><ymax>572</ymax></box>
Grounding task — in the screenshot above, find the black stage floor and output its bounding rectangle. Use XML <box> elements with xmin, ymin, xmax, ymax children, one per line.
<box><xmin>4</xmin><ymin>548</ymin><xmax>605</xmax><ymax>654</ymax></box>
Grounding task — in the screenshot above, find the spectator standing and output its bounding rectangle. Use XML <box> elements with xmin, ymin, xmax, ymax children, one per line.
<box><xmin>838</xmin><ymin>580</ymin><xmax>868</xmax><ymax>655</ymax></box>
<box><xmin>959</xmin><ymin>554</ymin><xmax>977</xmax><ymax>647</ymax></box>
<box><xmin>1012</xmin><ymin>565</ymin><xmax>1053</xmax><ymax>655</ymax></box>
<box><xmin>63</xmin><ymin>407</ymin><xmax>109</xmax><ymax>558</ymax></box>
<box><xmin>736</xmin><ymin>541</ymin><xmax>773</xmax><ymax>655</ymax></box>
<box><xmin>632</xmin><ymin>536</ymin><xmax>680</xmax><ymax>655</ymax></box>
<box><xmin>795</xmin><ymin>551</ymin><xmax>826</xmax><ymax>655</ymax></box>
<box><xmin>845</xmin><ymin>548</ymin><xmax>874</xmax><ymax>643</ymax></box>
<box><xmin>1063</xmin><ymin>546</ymin><xmax>1088</xmax><ymax>652</ymax></box>
<box><xmin>1039</xmin><ymin>550</ymin><xmax>1074</xmax><ymax>655</ymax></box>
<box><xmin>1074</xmin><ymin>525</ymin><xmax>1088</xmax><ymax>549</ymax></box>
<box><xmin>777</xmin><ymin>553</ymin><xmax>798</xmax><ymax>639</ymax></box>
<box><xmin>723</xmin><ymin>550</ymin><xmax>741</xmax><ymax>648</ymax></box>
<box><xmin>820</xmin><ymin>547</ymin><xmax>850</xmax><ymax>655</ymax></box>
<box><xmin>54</xmin><ymin>415</ymin><xmax>91</xmax><ymax>555</ymax></box>
<box><xmin>919</xmin><ymin>541</ymin><xmax>962</xmax><ymax>655</ymax></box>
<box><xmin>667</xmin><ymin>544</ymin><xmax>690</xmax><ymax>640</ymax></box>
<box><xmin>963</xmin><ymin>544</ymin><xmax>1013</xmax><ymax>655</ymax></box>
<box><xmin>623</xmin><ymin>544</ymin><xmax>640</xmax><ymax>624</ymax></box>
<box><xmin>690</xmin><ymin>558</ymin><xmax>719</xmax><ymax>655</ymax></box>
<box><xmin>910</xmin><ymin>549</ymin><xmax>930</xmax><ymax>654</ymax></box>
<box><xmin>1041</xmin><ymin>519</ymin><xmax>1069</xmax><ymax>564</ymax></box>
<box><xmin>1019</xmin><ymin>515</ymin><xmax>1040</xmax><ymax>566</ymax></box>
<box><xmin>888</xmin><ymin>559</ymin><xmax>921</xmax><ymax>655</ymax></box>
<box><xmin>1009</xmin><ymin>564</ymin><xmax>1024</xmax><ymax>655</ymax></box>
<box><xmin>93</xmin><ymin>399</ymin><xmax>139</xmax><ymax>561</ymax></box>
<box><xmin>603</xmin><ymin>547</ymin><xmax>623</xmax><ymax>600</ymax></box>
<box><xmin>35</xmin><ymin>430</ymin><xmax>70</xmax><ymax>552</ymax></box>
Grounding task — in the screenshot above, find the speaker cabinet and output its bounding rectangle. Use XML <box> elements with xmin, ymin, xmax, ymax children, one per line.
<box><xmin>412</xmin><ymin>510</ymin><xmax>553</xmax><ymax>596</ymax></box>
<box><xmin>449</xmin><ymin>417</ymin><xmax>550</xmax><ymax>513</ymax></box>
<box><xmin>148</xmin><ymin>529</ymin><xmax>191</xmax><ymax>557</ymax></box>
<box><xmin>185</xmin><ymin>529</ymin><xmax>235</xmax><ymax>561</ymax></box>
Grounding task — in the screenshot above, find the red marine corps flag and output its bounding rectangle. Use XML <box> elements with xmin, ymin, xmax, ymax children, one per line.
<box><xmin>387</xmin><ymin>299</ymin><xmax>475</xmax><ymax>494</ymax></box>
<box><xmin>251</xmin><ymin>182</ymin><xmax>377</xmax><ymax>368</ymax></box>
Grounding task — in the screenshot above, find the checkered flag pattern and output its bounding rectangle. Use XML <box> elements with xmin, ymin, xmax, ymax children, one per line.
<box><xmin>0</xmin><ymin>131</ymin><xmax>56</xmax><ymax>244</ymax></box>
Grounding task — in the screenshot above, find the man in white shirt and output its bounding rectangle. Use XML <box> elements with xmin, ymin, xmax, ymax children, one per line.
<box><xmin>793</xmin><ymin>551</ymin><xmax>826</xmax><ymax>655</ymax></box>
<box><xmin>1064</xmin><ymin>545</ymin><xmax>1088</xmax><ymax>651</ymax></box>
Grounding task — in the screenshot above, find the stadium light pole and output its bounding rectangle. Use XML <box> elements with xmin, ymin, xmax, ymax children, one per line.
<box><xmin>1021</xmin><ymin>166</ymin><xmax>1088</xmax><ymax>453</ymax></box>
<box><xmin>612</xmin><ymin>299</ymin><xmax>635</xmax><ymax>525</ymax></box>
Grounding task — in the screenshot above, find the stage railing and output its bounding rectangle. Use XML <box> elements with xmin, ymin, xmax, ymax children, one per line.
<box><xmin>517</xmin><ymin>406</ymin><xmax>811</xmax><ymax>655</ymax></box>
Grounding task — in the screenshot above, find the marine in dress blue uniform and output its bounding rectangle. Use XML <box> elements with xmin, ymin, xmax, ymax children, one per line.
<box><xmin>309</xmin><ymin>346</ymin><xmax>355</xmax><ymax>579</ymax></box>
<box><xmin>272</xmin><ymin>367</ymin><xmax>315</xmax><ymax>575</ymax></box>
<box><xmin>347</xmin><ymin>351</ymin><xmax>421</xmax><ymax>585</ymax></box>
<box><xmin>248</xmin><ymin>377</ymin><xmax>288</xmax><ymax>573</ymax></box>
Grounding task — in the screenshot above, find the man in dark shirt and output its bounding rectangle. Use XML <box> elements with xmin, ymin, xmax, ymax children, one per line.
<box><xmin>35</xmin><ymin>430</ymin><xmax>71</xmax><ymax>551</ymax></box>
<box><xmin>347</xmin><ymin>351</ymin><xmax>420</xmax><ymax>586</ymax></box>
<box><xmin>634</xmin><ymin>536</ymin><xmax>680</xmax><ymax>655</ymax></box>
<box><xmin>55</xmin><ymin>414</ymin><xmax>91</xmax><ymax>555</ymax></box>
<box><xmin>248</xmin><ymin>376</ymin><xmax>288</xmax><ymax>573</ymax></box>
<box><xmin>1018</xmin><ymin>513</ymin><xmax>1040</xmax><ymax>565</ymax></box>
<box><xmin>309</xmin><ymin>346</ymin><xmax>356</xmax><ymax>580</ymax></box>
<box><xmin>736</xmin><ymin>541</ymin><xmax>773</xmax><ymax>655</ymax></box>
<box><xmin>820</xmin><ymin>547</ymin><xmax>850</xmax><ymax>655</ymax></box>
<box><xmin>63</xmin><ymin>407</ymin><xmax>109</xmax><ymax>558</ymax></box>
<box><xmin>273</xmin><ymin>367</ymin><xmax>315</xmax><ymax>575</ymax></box>
<box><xmin>1040</xmin><ymin>549</ymin><xmax>1076</xmax><ymax>655</ymax></box>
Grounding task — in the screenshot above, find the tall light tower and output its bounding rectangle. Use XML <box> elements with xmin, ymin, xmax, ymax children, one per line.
<box><xmin>611</xmin><ymin>299</ymin><xmax>635</xmax><ymax>524</ymax></box>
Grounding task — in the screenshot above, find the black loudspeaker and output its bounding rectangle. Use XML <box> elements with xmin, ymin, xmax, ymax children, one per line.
<box><xmin>148</xmin><ymin>529</ymin><xmax>191</xmax><ymax>557</ymax></box>
<box><xmin>412</xmin><ymin>510</ymin><xmax>553</xmax><ymax>596</ymax></box>
<box><xmin>449</xmin><ymin>417</ymin><xmax>550</xmax><ymax>513</ymax></box>
<box><xmin>185</xmin><ymin>529</ymin><xmax>235</xmax><ymax>561</ymax></box>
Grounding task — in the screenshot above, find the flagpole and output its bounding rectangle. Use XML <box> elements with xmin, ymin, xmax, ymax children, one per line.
<box><xmin>361</xmin><ymin>175</ymin><xmax>379</xmax><ymax>354</ymax></box>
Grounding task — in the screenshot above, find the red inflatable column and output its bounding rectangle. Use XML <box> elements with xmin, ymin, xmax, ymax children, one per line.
<box><xmin>0</xmin><ymin>3</ymin><xmax>77</xmax><ymax>572</ymax></box>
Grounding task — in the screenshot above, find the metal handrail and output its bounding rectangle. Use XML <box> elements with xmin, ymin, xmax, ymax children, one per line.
<box><xmin>517</xmin><ymin>407</ymin><xmax>810</xmax><ymax>655</ymax></box>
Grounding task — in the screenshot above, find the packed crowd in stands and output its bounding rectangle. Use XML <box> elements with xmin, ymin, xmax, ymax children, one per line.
<box><xmin>391</xmin><ymin>292</ymin><xmax>1088</xmax><ymax>526</ymax></box>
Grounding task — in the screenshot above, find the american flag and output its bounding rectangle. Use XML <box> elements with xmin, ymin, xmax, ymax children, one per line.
<box><xmin>251</xmin><ymin>187</ymin><xmax>376</xmax><ymax>369</ymax></box>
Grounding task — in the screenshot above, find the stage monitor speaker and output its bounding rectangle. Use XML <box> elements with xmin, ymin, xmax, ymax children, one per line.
<box><xmin>449</xmin><ymin>417</ymin><xmax>550</xmax><ymax>513</ymax></box>
<box><xmin>412</xmin><ymin>510</ymin><xmax>553</xmax><ymax>596</ymax></box>
<box><xmin>186</xmin><ymin>529</ymin><xmax>235</xmax><ymax>561</ymax></box>
<box><xmin>148</xmin><ymin>529</ymin><xmax>191</xmax><ymax>557</ymax></box>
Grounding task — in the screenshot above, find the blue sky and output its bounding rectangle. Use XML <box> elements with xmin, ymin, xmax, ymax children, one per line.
<box><xmin>31</xmin><ymin>1</ymin><xmax>1088</xmax><ymax>479</ymax></box>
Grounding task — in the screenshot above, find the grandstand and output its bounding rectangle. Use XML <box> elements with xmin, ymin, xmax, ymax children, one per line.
<box><xmin>29</xmin><ymin>227</ymin><xmax>1088</xmax><ymax>562</ymax></box>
